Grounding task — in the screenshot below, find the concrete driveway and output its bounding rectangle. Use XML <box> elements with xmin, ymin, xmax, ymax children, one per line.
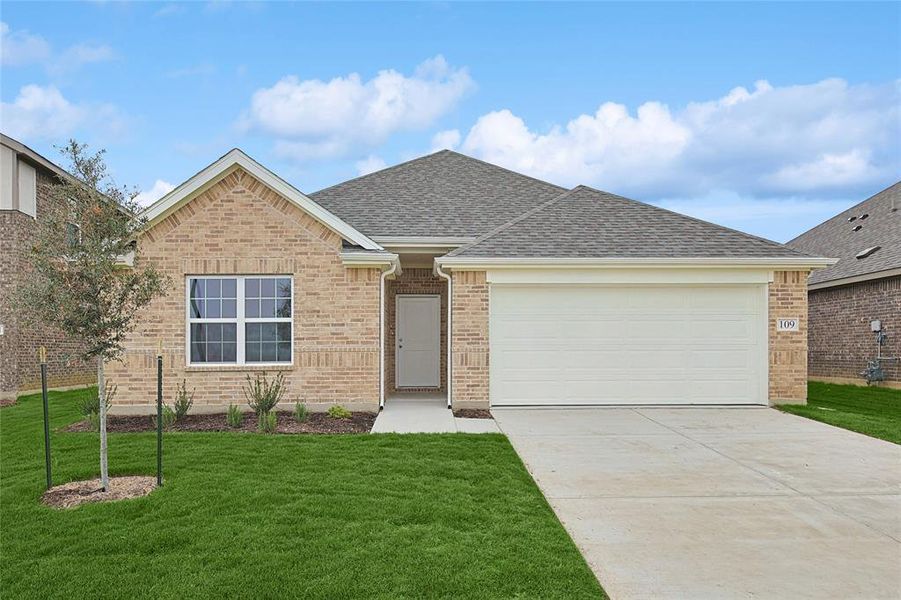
<box><xmin>494</xmin><ymin>407</ymin><xmax>901</xmax><ymax>600</ymax></box>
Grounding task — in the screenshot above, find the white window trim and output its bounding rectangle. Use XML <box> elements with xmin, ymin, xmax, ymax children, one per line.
<box><xmin>185</xmin><ymin>275</ymin><xmax>294</xmax><ymax>367</ymax></box>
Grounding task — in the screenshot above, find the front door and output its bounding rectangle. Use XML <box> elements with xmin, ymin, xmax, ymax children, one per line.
<box><xmin>396</xmin><ymin>295</ymin><xmax>441</xmax><ymax>388</ymax></box>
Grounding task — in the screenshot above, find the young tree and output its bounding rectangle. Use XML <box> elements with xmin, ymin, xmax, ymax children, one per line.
<box><xmin>19</xmin><ymin>140</ymin><xmax>168</xmax><ymax>490</ymax></box>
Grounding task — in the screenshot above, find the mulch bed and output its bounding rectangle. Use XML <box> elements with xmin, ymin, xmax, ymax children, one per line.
<box><xmin>0</xmin><ymin>397</ymin><xmax>16</xmax><ymax>407</ymax></box>
<box><xmin>453</xmin><ymin>409</ymin><xmax>493</xmax><ymax>419</ymax></box>
<box><xmin>42</xmin><ymin>476</ymin><xmax>157</xmax><ymax>509</ymax></box>
<box><xmin>64</xmin><ymin>411</ymin><xmax>376</xmax><ymax>434</ymax></box>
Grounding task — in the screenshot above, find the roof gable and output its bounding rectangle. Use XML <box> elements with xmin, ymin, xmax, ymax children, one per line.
<box><xmin>141</xmin><ymin>149</ymin><xmax>382</xmax><ymax>250</ymax></box>
<box><xmin>447</xmin><ymin>185</ymin><xmax>819</xmax><ymax>261</ymax></box>
<box><xmin>787</xmin><ymin>182</ymin><xmax>901</xmax><ymax>286</ymax></box>
<box><xmin>309</xmin><ymin>150</ymin><xmax>565</xmax><ymax>238</ymax></box>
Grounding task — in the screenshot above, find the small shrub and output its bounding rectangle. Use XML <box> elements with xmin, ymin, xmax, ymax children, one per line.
<box><xmin>227</xmin><ymin>403</ymin><xmax>243</xmax><ymax>428</ymax></box>
<box><xmin>243</xmin><ymin>372</ymin><xmax>287</xmax><ymax>416</ymax></box>
<box><xmin>294</xmin><ymin>402</ymin><xmax>308</xmax><ymax>423</ymax></box>
<box><xmin>172</xmin><ymin>379</ymin><xmax>194</xmax><ymax>420</ymax></box>
<box><xmin>258</xmin><ymin>411</ymin><xmax>277</xmax><ymax>433</ymax></box>
<box><xmin>327</xmin><ymin>405</ymin><xmax>351</xmax><ymax>420</ymax></box>
<box><xmin>153</xmin><ymin>406</ymin><xmax>176</xmax><ymax>431</ymax></box>
<box><xmin>87</xmin><ymin>412</ymin><xmax>100</xmax><ymax>432</ymax></box>
<box><xmin>77</xmin><ymin>383</ymin><xmax>115</xmax><ymax>418</ymax></box>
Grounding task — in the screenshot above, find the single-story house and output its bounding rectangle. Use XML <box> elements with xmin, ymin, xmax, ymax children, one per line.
<box><xmin>108</xmin><ymin>149</ymin><xmax>833</xmax><ymax>413</ymax></box>
<box><xmin>788</xmin><ymin>182</ymin><xmax>900</xmax><ymax>388</ymax></box>
<box><xmin>0</xmin><ymin>134</ymin><xmax>95</xmax><ymax>403</ymax></box>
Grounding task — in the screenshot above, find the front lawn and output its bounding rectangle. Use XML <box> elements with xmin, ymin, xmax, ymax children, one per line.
<box><xmin>777</xmin><ymin>381</ymin><xmax>901</xmax><ymax>444</ymax></box>
<box><xmin>1</xmin><ymin>389</ymin><xmax>604</xmax><ymax>599</ymax></box>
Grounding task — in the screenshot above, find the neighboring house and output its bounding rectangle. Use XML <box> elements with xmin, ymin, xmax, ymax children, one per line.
<box><xmin>107</xmin><ymin>149</ymin><xmax>832</xmax><ymax>413</ymax></box>
<box><xmin>788</xmin><ymin>182</ymin><xmax>901</xmax><ymax>388</ymax></box>
<box><xmin>0</xmin><ymin>134</ymin><xmax>95</xmax><ymax>403</ymax></box>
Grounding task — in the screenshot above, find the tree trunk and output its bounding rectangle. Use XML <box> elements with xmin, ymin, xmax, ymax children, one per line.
<box><xmin>97</xmin><ymin>358</ymin><xmax>109</xmax><ymax>491</ymax></box>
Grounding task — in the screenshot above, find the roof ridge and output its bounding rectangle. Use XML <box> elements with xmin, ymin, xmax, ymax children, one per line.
<box><xmin>786</xmin><ymin>180</ymin><xmax>901</xmax><ymax>246</ymax></box>
<box><xmin>446</xmin><ymin>187</ymin><xmax>580</xmax><ymax>257</ymax></box>
<box><xmin>575</xmin><ymin>184</ymin><xmax>811</xmax><ymax>258</ymax></box>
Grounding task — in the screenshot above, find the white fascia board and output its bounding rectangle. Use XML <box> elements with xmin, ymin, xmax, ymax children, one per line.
<box><xmin>340</xmin><ymin>251</ymin><xmax>401</xmax><ymax>272</ymax></box>
<box><xmin>371</xmin><ymin>236</ymin><xmax>476</xmax><ymax>249</ymax></box>
<box><xmin>141</xmin><ymin>149</ymin><xmax>382</xmax><ymax>251</ymax></box>
<box><xmin>435</xmin><ymin>256</ymin><xmax>838</xmax><ymax>270</ymax></box>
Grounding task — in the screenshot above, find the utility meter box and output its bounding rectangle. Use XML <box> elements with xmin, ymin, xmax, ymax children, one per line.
<box><xmin>871</xmin><ymin>320</ymin><xmax>882</xmax><ymax>332</ymax></box>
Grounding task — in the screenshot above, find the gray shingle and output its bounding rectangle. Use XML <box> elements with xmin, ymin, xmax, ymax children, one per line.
<box><xmin>787</xmin><ymin>182</ymin><xmax>901</xmax><ymax>285</ymax></box>
<box><xmin>449</xmin><ymin>185</ymin><xmax>812</xmax><ymax>259</ymax></box>
<box><xmin>310</xmin><ymin>150</ymin><xmax>565</xmax><ymax>237</ymax></box>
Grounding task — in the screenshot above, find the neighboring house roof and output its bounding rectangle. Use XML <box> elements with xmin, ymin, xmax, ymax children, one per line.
<box><xmin>787</xmin><ymin>182</ymin><xmax>901</xmax><ymax>288</ymax></box>
<box><xmin>1</xmin><ymin>133</ymin><xmax>74</xmax><ymax>181</ymax></box>
<box><xmin>309</xmin><ymin>150</ymin><xmax>566</xmax><ymax>238</ymax></box>
<box><xmin>445</xmin><ymin>185</ymin><xmax>817</xmax><ymax>262</ymax></box>
<box><xmin>141</xmin><ymin>148</ymin><xmax>383</xmax><ymax>251</ymax></box>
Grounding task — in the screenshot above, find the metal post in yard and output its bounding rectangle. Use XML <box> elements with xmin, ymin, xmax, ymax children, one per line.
<box><xmin>39</xmin><ymin>346</ymin><xmax>52</xmax><ymax>490</ymax></box>
<box><xmin>156</xmin><ymin>340</ymin><xmax>163</xmax><ymax>487</ymax></box>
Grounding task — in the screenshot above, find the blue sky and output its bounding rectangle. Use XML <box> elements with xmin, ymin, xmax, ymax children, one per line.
<box><xmin>1</xmin><ymin>1</ymin><xmax>898</xmax><ymax>241</ymax></box>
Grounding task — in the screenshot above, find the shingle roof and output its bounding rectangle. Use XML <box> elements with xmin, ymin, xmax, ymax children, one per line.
<box><xmin>448</xmin><ymin>185</ymin><xmax>812</xmax><ymax>259</ymax></box>
<box><xmin>787</xmin><ymin>182</ymin><xmax>901</xmax><ymax>286</ymax></box>
<box><xmin>309</xmin><ymin>150</ymin><xmax>565</xmax><ymax>237</ymax></box>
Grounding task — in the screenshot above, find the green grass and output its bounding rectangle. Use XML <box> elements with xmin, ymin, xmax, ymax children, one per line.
<box><xmin>777</xmin><ymin>381</ymin><xmax>901</xmax><ymax>444</ymax></box>
<box><xmin>1</xmin><ymin>389</ymin><xmax>605</xmax><ymax>599</ymax></box>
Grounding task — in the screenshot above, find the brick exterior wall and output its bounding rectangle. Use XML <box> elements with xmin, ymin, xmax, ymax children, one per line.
<box><xmin>807</xmin><ymin>275</ymin><xmax>900</xmax><ymax>385</ymax></box>
<box><xmin>385</xmin><ymin>268</ymin><xmax>447</xmax><ymax>392</ymax></box>
<box><xmin>105</xmin><ymin>167</ymin><xmax>382</xmax><ymax>413</ymax></box>
<box><xmin>0</xmin><ymin>168</ymin><xmax>94</xmax><ymax>401</ymax></box>
<box><xmin>768</xmin><ymin>270</ymin><xmax>810</xmax><ymax>405</ymax></box>
<box><xmin>450</xmin><ymin>271</ymin><xmax>489</xmax><ymax>408</ymax></box>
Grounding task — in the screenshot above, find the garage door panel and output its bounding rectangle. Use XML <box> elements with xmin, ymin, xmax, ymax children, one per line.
<box><xmin>490</xmin><ymin>284</ymin><xmax>766</xmax><ymax>406</ymax></box>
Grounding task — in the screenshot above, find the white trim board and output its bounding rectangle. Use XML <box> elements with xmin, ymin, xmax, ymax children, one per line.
<box><xmin>141</xmin><ymin>149</ymin><xmax>382</xmax><ymax>251</ymax></box>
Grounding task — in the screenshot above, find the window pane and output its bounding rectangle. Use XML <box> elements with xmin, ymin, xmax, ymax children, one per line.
<box><xmin>261</xmin><ymin>343</ymin><xmax>277</xmax><ymax>362</ymax></box>
<box><xmin>276</xmin><ymin>299</ymin><xmax>291</xmax><ymax>318</ymax></box>
<box><xmin>277</xmin><ymin>278</ymin><xmax>291</xmax><ymax>298</ymax></box>
<box><xmin>222</xmin><ymin>299</ymin><xmax>237</xmax><ymax>319</ymax></box>
<box><xmin>207</xmin><ymin>323</ymin><xmax>222</xmax><ymax>342</ymax></box>
<box><xmin>245</xmin><ymin>299</ymin><xmax>259</xmax><ymax>318</ymax></box>
<box><xmin>222</xmin><ymin>323</ymin><xmax>237</xmax><ymax>342</ymax></box>
<box><xmin>277</xmin><ymin>322</ymin><xmax>291</xmax><ymax>341</ymax></box>
<box><xmin>261</xmin><ymin>299</ymin><xmax>276</xmax><ymax>318</ymax></box>
<box><xmin>222</xmin><ymin>278</ymin><xmax>237</xmax><ymax>298</ymax></box>
<box><xmin>261</xmin><ymin>322</ymin><xmax>277</xmax><ymax>342</ymax></box>
<box><xmin>261</xmin><ymin>278</ymin><xmax>276</xmax><ymax>298</ymax></box>
<box><xmin>190</xmin><ymin>299</ymin><xmax>203</xmax><ymax>318</ymax></box>
<box><xmin>191</xmin><ymin>323</ymin><xmax>205</xmax><ymax>342</ymax></box>
<box><xmin>245</xmin><ymin>343</ymin><xmax>261</xmax><ymax>362</ymax></box>
<box><xmin>207</xmin><ymin>279</ymin><xmax>221</xmax><ymax>298</ymax></box>
<box><xmin>207</xmin><ymin>343</ymin><xmax>222</xmax><ymax>363</ymax></box>
<box><xmin>245</xmin><ymin>278</ymin><xmax>259</xmax><ymax>298</ymax></box>
<box><xmin>190</xmin><ymin>323</ymin><xmax>237</xmax><ymax>363</ymax></box>
<box><xmin>206</xmin><ymin>299</ymin><xmax>221</xmax><ymax>318</ymax></box>
<box><xmin>246</xmin><ymin>323</ymin><xmax>261</xmax><ymax>342</ymax></box>
<box><xmin>190</xmin><ymin>279</ymin><xmax>205</xmax><ymax>299</ymax></box>
<box><xmin>277</xmin><ymin>342</ymin><xmax>291</xmax><ymax>362</ymax></box>
<box><xmin>222</xmin><ymin>342</ymin><xmax>237</xmax><ymax>363</ymax></box>
<box><xmin>191</xmin><ymin>343</ymin><xmax>205</xmax><ymax>363</ymax></box>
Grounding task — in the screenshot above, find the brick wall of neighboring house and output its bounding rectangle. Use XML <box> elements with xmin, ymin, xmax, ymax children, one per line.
<box><xmin>768</xmin><ymin>270</ymin><xmax>810</xmax><ymax>405</ymax></box>
<box><xmin>450</xmin><ymin>270</ymin><xmax>489</xmax><ymax>409</ymax></box>
<box><xmin>105</xmin><ymin>167</ymin><xmax>382</xmax><ymax>413</ymax></box>
<box><xmin>807</xmin><ymin>275</ymin><xmax>901</xmax><ymax>385</ymax></box>
<box><xmin>385</xmin><ymin>268</ymin><xmax>447</xmax><ymax>393</ymax></box>
<box><xmin>0</xmin><ymin>168</ymin><xmax>94</xmax><ymax>402</ymax></box>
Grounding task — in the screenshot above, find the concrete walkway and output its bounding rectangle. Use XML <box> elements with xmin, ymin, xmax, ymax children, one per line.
<box><xmin>494</xmin><ymin>406</ymin><xmax>901</xmax><ymax>600</ymax></box>
<box><xmin>371</xmin><ymin>393</ymin><xmax>500</xmax><ymax>434</ymax></box>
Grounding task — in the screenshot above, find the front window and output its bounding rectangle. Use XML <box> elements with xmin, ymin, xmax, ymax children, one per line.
<box><xmin>187</xmin><ymin>276</ymin><xmax>293</xmax><ymax>365</ymax></box>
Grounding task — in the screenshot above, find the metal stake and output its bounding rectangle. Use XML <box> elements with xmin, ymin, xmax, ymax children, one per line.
<box><xmin>156</xmin><ymin>341</ymin><xmax>163</xmax><ymax>486</ymax></box>
<box><xmin>40</xmin><ymin>347</ymin><xmax>51</xmax><ymax>490</ymax></box>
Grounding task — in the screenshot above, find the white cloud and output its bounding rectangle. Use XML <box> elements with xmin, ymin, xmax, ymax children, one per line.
<box><xmin>1</xmin><ymin>22</ymin><xmax>114</xmax><ymax>72</ymax></box>
<box><xmin>134</xmin><ymin>180</ymin><xmax>175</xmax><ymax>207</ymax></box>
<box><xmin>239</xmin><ymin>55</ymin><xmax>474</xmax><ymax>161</ymax></box>
<box><xmin>0</xmin><ymin>22</ymin><xmax>51</xmax><ymax>66</ymax></box>
<box><xmin>0</xmin><ymin>84</ymin><xmax>127</xmax><ymax>140</ymax></box>
<box><xmin>430</xmin><ymin>129</ymin><xmax>461</xmax><ymax>152</ymax></box>
<box><xmin>459</xmin><ymin>78</ymin><xmax>899</xmax><ymax>200</ymax></box>
<box><xmin>355</xmin><ymin>155</ymin><xmax>387</xmax><ymax>176</ymax></box>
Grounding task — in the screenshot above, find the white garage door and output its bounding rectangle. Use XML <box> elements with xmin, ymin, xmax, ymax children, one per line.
<box><xmin>490</xmin><ymin>285</ymin><xmax>767</xmax><ymax>406</ymax></box>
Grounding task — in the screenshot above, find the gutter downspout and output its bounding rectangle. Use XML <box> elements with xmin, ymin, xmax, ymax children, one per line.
<box><xmin>435</xmin><ymin>263</ymin><xmax>453</xmax><ymax>409</ymax></box>
<box><xmin>379</xmin><ymin>259</ymin><xmax>398</xmax><ymax>410</ymax></box>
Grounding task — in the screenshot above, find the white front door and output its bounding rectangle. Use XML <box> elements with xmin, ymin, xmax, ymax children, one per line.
<box><xmin>396</xmin><ymin>295</ymin><xmax>441</xmax><ymax>388</ymax></box>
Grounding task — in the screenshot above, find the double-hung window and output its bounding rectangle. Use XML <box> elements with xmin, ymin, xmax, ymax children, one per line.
<box><xmin>187</xmin><ymin>276</ymin><xmax>293</xmax><ymax>365</ymax></box>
